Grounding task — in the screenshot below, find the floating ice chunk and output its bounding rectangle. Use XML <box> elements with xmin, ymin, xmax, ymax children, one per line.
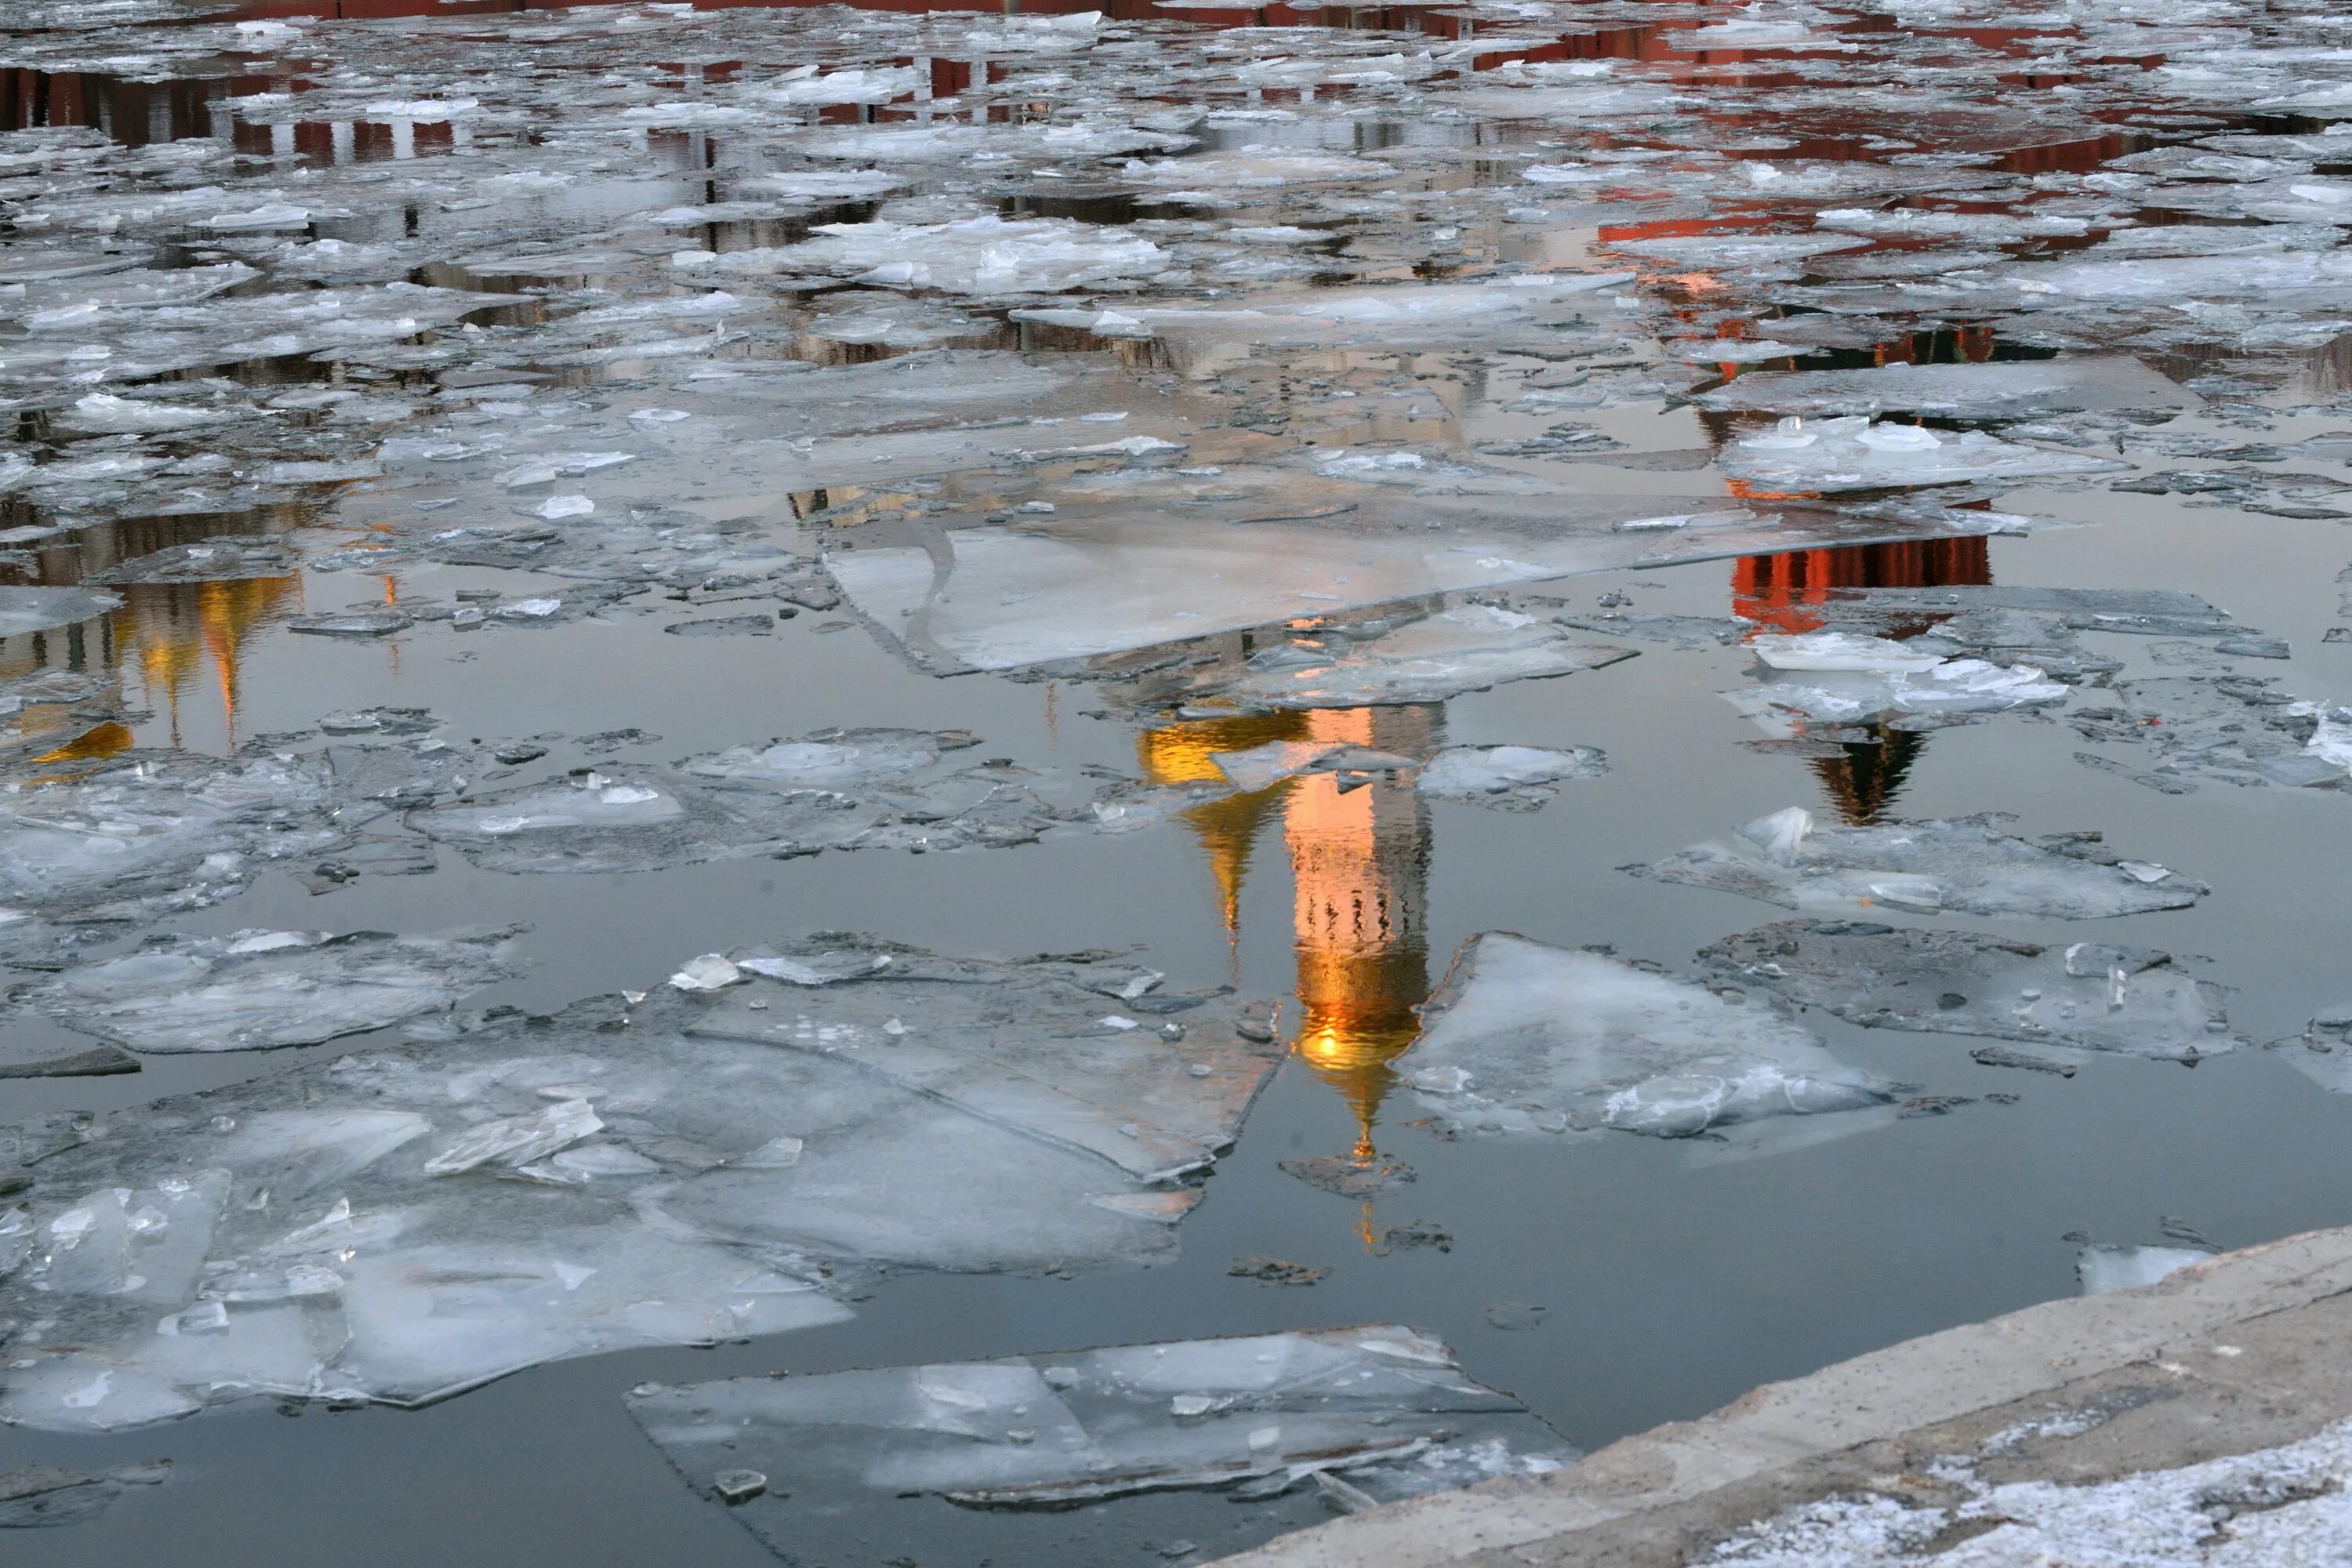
<box><xmin>735</xmin><ymin>170</ymin><xmax>906</xmax><ymax>201</ymax></box>
<box><xmin>2077</xmin><ymin>1244</ymin><xmax>2213</xmax><ymax>1295</ymax></box>
<box><xmin>668</xmin><ymin>954</ymin><xmax>743</xmax><ymax>992</ymax></box>
<box><xmin>1693</xmin><ymin>358</ymin><xmax>2195</xmax><ymax>419</ymax></box>
<box><xmin>1751</xmin><ymin>630</ymin><xmax>1948</xmax><ymax>673</ymax></box>
<box><xmin>679</xmin><ymin>729</ymin><xmax>975</xmax><ymax>787</ymax></box>
<box><xmin>1700</xmin><ymin>920</ymin><xmax>2236</xmax><ymax>1062</ymax></box>
<box><xmin>1207</xmin><ymin>607</ymin><xmax>1634</xmax><ymax>712</ymax></box>
<box><xmin>686</xmin><ymin>216</ymin><xmax>1166</xmax><ymax>295</ymax></box>
<box><xmin>1728</xmin><ymin>657</ymin><xmax>2068</xmax><ymax>730</ymax></box>
<box><xmin>1414</xmin><ymin>745</ymin><xmax>1606</xmax><ymax>808</ymax></box>
<box><xmin>1404</xmin><ymin>933</ymin><xmax>1893</xmax><ymax>1141</ymax></box>
<box><xmin>1634</xmin><ymin>813</ymin><xmax>2207</xmax><ymax>920</ymax></box>
<box><xmin>56</xmin><ymin>393</ymin><xmax>237</xmax><ymax>434</ymax></box>
<box><xmin>19</xmin><ymin>927</ymin><xmax>521</xmax><ymax>1054</ymax></box>
<box><xmin>0</xmin><ymin>940</ymin><xmax>1275</xmax><ymax>1432</ymax></box>
<box><xmin>827</xmin><ymin>496</ymin><xmax>2011</xmax><ymax>675</ymax></box>
<box><xmin>289</xmin><ymin>610</ymin><xmax>411</xmax><ymax>638</ymax></box>
<box><xmin>0</xmin><ymin>585</ymin><xmax>120</xmax><ymax>637</ymax></box>
<box><xmin>1610</xmin><ymin>233</ymin><xmax>1869</xmax><ymax>268</ymax></box>
<box><xmin>626</xmin><ymin>1325</ymin><xmax>1571</xmax><ymax>1564</ymax></box>
<box><xmin>1722</xmin><ymin>416</ymin><xmax>2127</xmax><ymax>493</ymax></box>
<box><xmin>760</xmin><ymin>65</ymin><xmax>923</xmax><ymax>106</ymax></box>
<box><xmin>532</xmin><ymin>495</ymin><xmax>594</xmax><ymax>520</ymax></box>
<box><xmin>1210</xmin><ymin>740</ymin><xmax>1352</xmax><ymax>793</ymax></box>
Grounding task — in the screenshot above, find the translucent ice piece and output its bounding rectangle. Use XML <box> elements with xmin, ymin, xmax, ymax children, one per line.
<box><xmin>1633</xmin><ymin>812</ymin><xmax>2206</xmax><ymax>920</ymax></box>
<box><xmin>1700</xmin><ymin>920</ymin><xmax>2237</xmax><ymax>1061</ymax></box>
<box><xmin>1403</xmin><ymin>933</ymin><xmax>1893</xmax><ymax>1140</ymax></box>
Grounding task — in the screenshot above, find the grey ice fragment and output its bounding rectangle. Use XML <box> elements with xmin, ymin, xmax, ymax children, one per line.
<box><xmin>1403</xmin><ymin>933</ymin><xmax>1893</xmax><ymax>1142</ymax></box>
<box><xmin>1699</xmin><ymin>920</ymin><xmax>2236</xmax><ymax>1061</ymax></box>
<box><xmin>1632</xmin><ymin>808</ymin><xmax>2205</xmax><ymax>920</ymax></box>
<box><xmin>0</xmin><ymin>1465</ymin><xmax>132</xmax><ymax>1529</ymax></box>
<box><xmin>16</xmin><ymin>927</ymin><xmax>521</xmax><ymax>1054</ymax></box>
<box><xmin>1693</xmin><ymin>357</ymin><xmax>2194</xmax><ymax>419</ymax></box>
<box><xmin>0</xmin><ymin>586</ymin><xmax>120</xmax><ymax>637</ymax></box>
<box><xmin>624</xmin><ymin>1326</ymin><xmax>1573</xmax><ymax>1566</ymax></box>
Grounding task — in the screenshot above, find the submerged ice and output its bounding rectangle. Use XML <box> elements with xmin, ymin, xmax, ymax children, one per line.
<box><xmin>626</xmin><ymin>1325</ymin><xmax>1573</xmax><ymax>1568</ymax></box>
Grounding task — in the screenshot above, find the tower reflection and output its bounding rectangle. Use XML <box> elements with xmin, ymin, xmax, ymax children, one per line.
<box><xmin>1138</xmin><ymin>705</ymin><xmax>1437</xmax><ymax>1174</ymax></box>
<box><xmin>1734</xmin><ymin>537</ymin><xmax>1995</xmax><ymax>823</ymax></box>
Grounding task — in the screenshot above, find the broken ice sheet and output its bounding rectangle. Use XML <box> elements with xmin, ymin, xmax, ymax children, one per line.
<box><xmin>1720</xmin><ymin>417</ymin><xmax>2126</xmax><ymax>494</ymax></box>
<box><xmin>0</xmin><ymin>751</ymin><xmax>342</xmax><ymax>920</ymax></box>
<box><xmin>827</xmin><ymin>493</ymin><xmax>2018</xmax><ymax>674</ymax></box>
<box><xmin>13</xmin><ymin>927</ymin><xmax>520</xmax><ymax>1054</ymax></box>
<box><xmin>625</xmin><ymin>1325</ymin><xmax>1573</xmax><ymax>1568</ymax></box>
<box><xmin>1630</xmin><ymin>808</ymin><xmax>2205</xmax><ymax>920</ymax></box>
<box><xmin>1401</xmin><ymin>933</ymin><xmax>1893</xmax><ymax>1143</ymax></box>
<box><xmin>0</xmin><ymin>585</ymin><xmax>119</xmax><ymax>637</ymax></box>
<box><xmin>0</xmin><ymin>940</ymin><xmax>1279</xmax><ymax>1432</ymax></box>
<box><xmin>1700</xmin><ymin>921</ymin><xmax>2237</xmax><ymax>1062</ymax></box>
<box><xmin>407</xmin><ymin>730</ymin><xmax>1094</xmax><ymax>873</ymax></box>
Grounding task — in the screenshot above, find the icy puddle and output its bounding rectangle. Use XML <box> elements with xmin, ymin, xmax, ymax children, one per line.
<box><xmin>9</xmin><ymin>0</ymin><xmax>2352</xmax><ymax>1562</ymax></box>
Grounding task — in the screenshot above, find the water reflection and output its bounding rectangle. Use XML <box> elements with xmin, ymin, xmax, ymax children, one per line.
<box><xmin>1139</xmin><ymin>703</ymin><xmax>1434</xmax><ymax>1173</ymax></box>
<box><xmin>1735</xmin><ymin>535</ymin><xmax>1994</xmax><ymax>824</ymax></box>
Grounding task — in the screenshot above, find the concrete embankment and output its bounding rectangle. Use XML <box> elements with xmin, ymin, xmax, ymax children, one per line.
<box><xmin>1222</xmin><ymin>1225</ymin><xmax>2352</xmax><ymax>1566</ymax></box>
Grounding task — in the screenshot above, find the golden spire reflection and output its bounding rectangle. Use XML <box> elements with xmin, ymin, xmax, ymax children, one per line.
<box><xmin>1138</xmin><ymin>704</ymin><xmax>1438</xmax><ymax>1161</ymax></box>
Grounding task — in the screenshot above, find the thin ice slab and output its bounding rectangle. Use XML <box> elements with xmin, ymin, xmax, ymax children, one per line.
<box><xmin>13</xmin><ymin>927</ymin><xmax>520</xmax><ymax>1054</ymax></box>
<box><xmin>1699</xmin><ymin>921</ymin><xmax>2237</xmax><ymax>1062</ymax></box>
<box><xmin>1693</xmin><ymin>357</ymin><xmax>2195</xmax><ymax>419</ymax></box>
<box><xmin>624</xmin><ymin>1325</ymin><xmax>1573</xmax><ymax>1568</ymax></box>
<box><xmin>0</xmin><ymin>939</ymin><xmax>1279</xmax><ymax>1432</ymax></box>
<box><xmin>1630</xmin><ymin>808</ymin><xmax>2205</xmax><ymax>920</ymax></box>
<box><xmin>1401</xmin><ymin>933</ymin><xmax>1894</xmax><ymax>1142</ymax></box>
<box><xmin>0</xmin><ymin>586</ymin><xmax>119</xmax><ymax>637</ymax></box>
<box><xmin>826</xmin><ymin>499</ymin><xmax>2019</xmax><ymax>674</ymax></box>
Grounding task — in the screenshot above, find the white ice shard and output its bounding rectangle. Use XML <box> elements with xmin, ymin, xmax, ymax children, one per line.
<box><xmin>0</xmin><ymin>941</ymin><xmax>1281</xmax><ymax>1431</ymax></box>
<box><xmin>1403</xmin><ymin>933</ymin><xmax>1893</xmax><ymax>1140</ymax></box>
<box><xmin>1750</xmin><ymin>630</ymin><xmax>1949</xmax><ymax>673</ymax></box>
<box><xmin>626</xmin><ymin>1326</ymin><xmax>1572</xmax><ymax>1566</ymax></box>
<box><xmin>1632</xmin><ymin>811</ymin><xmax>2206</xmax><ymax>920</ymax></box>
<box><xmin>1726</xmin><ymin>657</ymin><xmax>2069</xmax><ymax>730</ymax></box>
<box><xmin>1721</xmin><ymin>416</ymin><xmax>2127</xmax><ymax>493</ymax></box>
<box><xmin>1414</xmin><ymin>745</ymin><xmax>1606</xmax><ymax>807</ymax></box>
<box><xmin>17</xmin><ymin>927</ymin><xmax>521</xmax><ymax>1053</ymax></box>
<box><xmin>1700</xmin><ymin>922</ymin><xmax>2237</xmax><ymax>1061</ymax></box>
